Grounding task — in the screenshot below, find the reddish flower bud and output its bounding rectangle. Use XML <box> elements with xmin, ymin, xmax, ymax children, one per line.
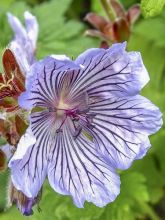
<box><xmin>85</xmin><ymin>1</ymin><xmax>140</xmax><ymax>44</ymax></box>
<box><xmin>0</xmin><ymin>49</ymin><xmax>25</xmax><ymax>112</ymax></box>
<box><xmin>0</xmin><ymin>149</ymin><xmax>6</xmax><ymax>171</ymax></box>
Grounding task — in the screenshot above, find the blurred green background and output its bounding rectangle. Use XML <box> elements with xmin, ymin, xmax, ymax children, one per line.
<box><xmin>0</xmin><ymin>0</ymin><xmax>165</xmax><ymax>219</ymax></box>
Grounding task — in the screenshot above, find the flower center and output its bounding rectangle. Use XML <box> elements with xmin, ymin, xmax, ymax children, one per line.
<box><xmin>48</xmin><ymin>93</ymin><xmax>96</xmax><ymax>138</ymax></box>
<box><xmin>56</xmin><ymin>99</ymin><xmax>70</xmax><ymax>117</ymax></box>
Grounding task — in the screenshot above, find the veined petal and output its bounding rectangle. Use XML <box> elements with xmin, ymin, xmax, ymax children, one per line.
<box><xmin>7</xmin><ymin>12</ymin><xmax>27</xmax><ymax>44</ymax></box>
<box><xmin>7</xmin><ymin>11</ymin><xmax>38</xmax><ymax>73</ymax></box>
<box><xmin>9</xmin><ymin>182</ymin><xmax>38</xmax><ymax>216</ymax></box>
<box><xmin>47</xmin><ymin>124</ymin><xmax>120</xmax><ymax>207</ymax></box>
<box><xmin>9</xmin><ymin>119</ymin><xmax>50</xmax><ymax>198</ymax></box>
<box><xmin>50</xmin><ymin>54</ymin><xmax>71</xmax><ymax>61</ymax></box>
<box><xmin>69</xmin><ymin>42</ymin><xmax>149</xmax><ymax>99</ymax></box>
<box><xmin>24</xmin><ymin>11</ymin><xmax>38</xmax><ymax>51</ymax></box>
<box><xmin>11</xmin><ymin>42</ymin><xmax>162</xmax><ymax>212</ymax></box>
<box><xmin>18</xmin><ymin>56</ymin><xmax>80</xmax><ymax>110</ymax></box>
<box><xmin>87</xmin><ymin>95</ymin><xmax>162</xmax><ymax>169</ymax></box>
<box><xmin>9</xmin><ymin>127</ymin><xmax>36</xmax><ymax>162</ymax></box>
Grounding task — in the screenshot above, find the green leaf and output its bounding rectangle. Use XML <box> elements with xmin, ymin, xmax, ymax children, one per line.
<box><xmin>0</xmin><ymin>0</ymin><xmax>15</xmax><ymax>7</ymax></box>
<box><xmin>131</xmin><ymin>154</ymin><xmax>164</xmax><ymax>204</ymax></box>
<box><xmin>91</xmin><ymin>0</ymin><xmax>106</xmax><ymax>17</ymax></box>
<box><xmin>102</xmin><ymin>172</ymin><xmax>149</xmax><ymax>220</ymax></box>
<box><xmin>153</xmin><ymin>129</ymin><xmax>165</xmax><ymax>179</ymax></box>
<box><xmin>141</xmin><ymin>0</ymin><xmax>165</xmax><ymax>18</ymax></box>
<box><xmin>133</xmin><ymin>10</ymin><xmax>165</xmax><ymax>48</ymax></box>
<box><xmin>120</xmin><ymin>0</ymin><xmax>138</xmax><ymax>9</ymax></box>
<box><xmin>32</xmin><ymin>0</ymin><xmax>99</xmax><ymax>59</ymax></box>
<box><xmin>0</xmin><ymin>1</ymin><xmax>30</xmax><ymax>48</ymax></box>
<box><xmin>0</xmin><ymin>170</ymin><xmax>9</xmax><ymax>212</ymax></box>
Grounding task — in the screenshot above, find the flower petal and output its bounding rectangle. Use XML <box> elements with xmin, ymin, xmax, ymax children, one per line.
<box><xmin>47</xmin><ymin>124</ymin><xmax>120</xmax><ymax>207</ymax></box>
<box><xmin>18</xmin><ymin>56</ymin><xmax>80</xmax><ymax>110</ymax></box>
<box><xmin>24</xmin><ymin>11</ymin><xmax>38</xmax><ymax>51</ymax></box>
<box><xmin>7</xmin><ymin>12</ymin><xmax>27</xmax><ymax>44</ymax></box>
<box><xmin>127</xmin><ymin>4</ymin><xmax>141</xmax><ymax>25</ymax></box>
<box><xmin>84</xmin><ymin>13</ymin><xmax>109</xmax><ymax>30</ymax></box>
<box><xmin>1</xmin><ymin>144</ymin><xmax>14</xmax><ymax>160</ymax></box>
<box><xmin>9</xmin><ymin>127</ymin><xmax>36</xmax><ymax>161</ymax></box>
<box><xmin>9</xmin><ymin>182</ymin><xmax>35</xmax><ymax>216</ymax></box>
<box><xmin>70</xmin><ymin>42</ymin><xmax>149</xmax><ymax>99</ymax></box>
<box><xmin>7</xmin><ymin>11</ymin><xmax>38</xmax><ymax>73</ymax></box>
<box><xmin>110</xmin><ymin>0</ymin><xmax>126</xmax><ymax>18</ymax></box>
<box><xmin>9</xmin><ymin>120</ymin><xmax>49</xmax><ymax>198</ymax></box>
<box><xmin>87</xmin><ymin>95</ymin><xmax>162</xmax><ymax>169</ymax></box>
<box><xmin>9</xmin><ymin>41</ymin><xmax>30</xmax><ymax>74</ymax></box>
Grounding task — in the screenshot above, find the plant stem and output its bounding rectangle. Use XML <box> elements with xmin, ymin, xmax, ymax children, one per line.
<box><xmin>100</xmin><ymin>0</ymin><xmax>116</xmax><ymax>21</ymax></box>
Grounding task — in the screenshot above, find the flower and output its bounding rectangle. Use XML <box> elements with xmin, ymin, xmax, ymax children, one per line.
<box><xmin>0</xmin><ymin>49</ymin><xmax>25</xmax><ymax>110</ymax></box>
<box><xmin>9</xmin><ymin>182</ymin><xmax>42</xmax><ymax>216</ymax></box>
<box><xmin>0</xmin><ymin>11</ymin><xmax>38</xmax><ymax>213</ymax></box>
<box><xmin>0</xmin><ymin>49</ymin><xmax>28</xmax><ymax>147</ymax></box>
<box><xmin>7</xmin><ymin>11</ymin><xmax>38</xmax><ymax>75</ymax></box>
<box><xmin>0</xmin><ymin>11</ymin><xmax>38</xmax><ymax>111</ymax></box>
<box><xmin>85</xmin><ymin>0</ymin><xmax>140</xmax><ymax>44</ymax></box>
<box><xmin>0</xmin><ymin>148</ymin><xmax>6</xmax><ymax>171</ymax></box>
<box><xmin>9</xmin><ymin>43</ymin><xmax>162</xmax><ymax>210</ymax></box>
<box><xmin>0</xmin><ymin>11</ymin><xmax>38</xmax><ymax>112</ymax></box>
<box><xmin>0</xmin><ymin>144</ymin><xmax>14</xmax><ymax>171</ymax></box>
<box><xmin>0</xmin><ymin>11</ymin><xmax>38</xmax><ymax>147</ymax></box>
<box><xmin>1</xmin><ymin>144</ymin><xmax>14</xmax><ymax>160</ymax></box>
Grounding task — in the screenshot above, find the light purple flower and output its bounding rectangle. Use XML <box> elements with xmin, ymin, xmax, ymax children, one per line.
<box><xmin>9</xmin><ymin>43</ymin><xmax>162</xmax><ymax>209</ymax></box>
<box><xmin>1</xmin><ymin>144</ymin><xmax>14</xmax><ymax>160</ymax></box>
<box><xmin>7</xmin><ymin>11</ymin><xmax>38</xmax><ymax>75</ymax></box>
<box><xmin>9</xmin><ymin>181</ymin><xmax>41</xmax><ymax>216</ymax></box>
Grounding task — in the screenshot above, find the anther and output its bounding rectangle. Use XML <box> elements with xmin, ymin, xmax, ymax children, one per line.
<box><xmin>73</xmin><ymin>126</ymin><xmax>82</xmax><ymax>139</ymax></box>
<box><xmin>87</xmin><ymin>124</ymin><xmax>95</xmax><ymax>129</ymax></box>
<box><xmin>56</xmin><ymin>128</ymin><xmax>63</xmax><ymax>133</ymax></box>
<box><xmin>48</xmin><ymin>107</ymin><xmax>56</xmax><ymax>112</ymax></box>
<box><xmin>72</xmin><ymin>116</ymin><xmax>79</xmax><ymax>121</ymax></box>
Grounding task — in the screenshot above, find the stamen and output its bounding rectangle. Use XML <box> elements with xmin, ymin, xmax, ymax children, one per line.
<box><xmin>52</xmin><ymin>104</ymin><xmax>94</xmax><ymax>138</ymax></box>
<box><xmin>0</xmin><ymin>71</ymin><xmax>15</xmax><ymax>91</ymax></box>
<box><xmin>72</xmin><ymin>116</ymin><xmax>79</xmax><ymax>121</ymax></box>
<box><xmin>56</xmin><ymin>128</ymin><xmax>63</xmax><ymax>133</ymax></box>
<box><xmin>56</xmin><ymin>115</ymin><xmax>67</xmax><ymax>133</ymax></box>
<box><xmin>72</xmin><ymin>120</ymin><xmax>82</xmax><ymax>139</ymax></box>
<box><xmin>78</xmin><ymin>107</ymin><xmax>90</xmax><ymax>114</ymax></box>
<box><xmin>48</xmin><ymin>107</ymin><xmax>56</xmax><ymax>112</ymax></box>
<box><xmin>73</xmin><ymin>126</ymin><xmax>82</xmax><ymax>139</ymax></box>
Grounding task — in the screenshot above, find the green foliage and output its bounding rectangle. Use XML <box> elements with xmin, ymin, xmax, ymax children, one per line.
<box><xmin>91</xmin><ymin>0</ymin><xmax>106</xmax><ymax>17</ymax></box>
<box><xmin>141</xmin><ymin>0</ymin><xmax>165</xmax><ymax>18</ymax></box>
<box><xmin>0</xmin><ymin>0</ymin><xmax>98</xmax><ymax>61</ymax></box>
<box><xmin>0</xmin><ymin>172</ymin><xmax>150</xmax><ymax>220</ymax></box>
<box><xmin>92</xmin><ymin>0</ymin><xmax>165</xmax><ymax>18</ymax></box>
<box><xmin>91</xmin><ymin>0</ymin><xmax>140</xmax><ymax>15</ymax></box>
<box><xmin>33</xmin><ymin>0</ymin><xmax>99</xmax><ymax>58</ymax></box>
<box><xmin>101</xmin><ymin>172</ymin><xmax>149</xmax><ymax>220</ymax></box>
<box><xmin>133</xmin><ymin>12</ymin><xmax>165</xmax><ymax>49</ymax></box>
<box><xmin>0</xmin><ymin>171</ymin><xmax>9</xmax><ymax>212</ymax></box>
<box><xmin>0</xmin><ymin>0</ymin><xmax>165</xmax><ymax>220</ymax></box>
<box><xmin>120</xmin><ymin>0</ymin><xmax>140</xmax><ymax>9</ymax></box>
